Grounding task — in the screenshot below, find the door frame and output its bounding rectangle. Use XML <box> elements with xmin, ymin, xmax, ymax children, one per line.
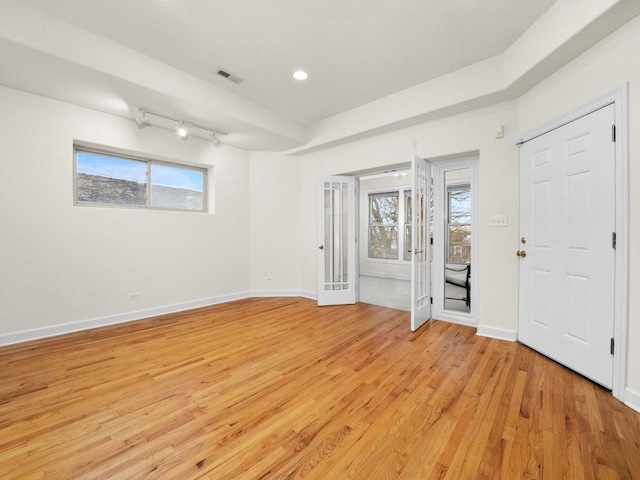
<box><xmin>431</xmin><ymin>156</ymin><xmax>479</xmax><ymax>327</ymax></box>
<box><xmin>516</xmin><ymin>84</ymin><xmax>629</xmax><ymax>401</ymax></box>
<box><xmin>317</xmin><ymin>176</ymin><xmax>358</xmax><ymax>306</ymax></box>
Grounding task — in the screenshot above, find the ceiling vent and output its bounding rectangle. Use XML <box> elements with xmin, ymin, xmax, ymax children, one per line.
<box><xmin>217</xmin><ymin>69</ymin><xmax>244</xmax><ymax>85</ymax></box>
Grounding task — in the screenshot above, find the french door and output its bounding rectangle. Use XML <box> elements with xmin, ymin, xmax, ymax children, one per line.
<box><xmin>317</xmin><ymin>176</ymin><xmax>357</xmax><ymax>306</ymax></box>
<box><xmin>317</xmin><ymin>160</ymin><xmax>432</xmax><ymax>333</ymax></box>
<box><xmin>518</xmin><ymin>104</ymin><xmax>616</xmax><ymax>388</ymax></box>
<box><xmin>411</xmin><ymin>155</ymin><xmax>432</xmax><ymax>331</ymax></box>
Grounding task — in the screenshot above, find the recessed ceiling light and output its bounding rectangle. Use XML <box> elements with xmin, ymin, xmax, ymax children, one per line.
<box><xmin>293</xmin><ymin>70</ymin><xmax>309</xmax><ymax>81</ymax></box>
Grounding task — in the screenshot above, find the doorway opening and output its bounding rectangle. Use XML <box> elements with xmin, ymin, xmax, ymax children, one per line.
<box><xmin>353</xmin><ymin>155</ymin><xmax>478</xmax><ymax>328</ymax></box>
<box><xmin>358</xmin><ymin>170</ymin><xmax>412</xmax><ymax>311</ymax></box>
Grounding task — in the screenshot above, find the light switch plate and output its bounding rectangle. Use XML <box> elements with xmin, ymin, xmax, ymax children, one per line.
<box><xmin>490</xmin><ymin>215</ymin><xmax>508</xmax><ymax>227</ymax></box>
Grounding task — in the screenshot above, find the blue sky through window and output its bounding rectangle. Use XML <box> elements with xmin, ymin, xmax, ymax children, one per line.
<box><xmin>77</xmin><ymin>151</ymin><xmax>204</xmax><ymax>192</ymax></box>
<box><xmin>152</xmin><ymin>164</ymin><xmax>203</xmax><ymax>192</ymax></box>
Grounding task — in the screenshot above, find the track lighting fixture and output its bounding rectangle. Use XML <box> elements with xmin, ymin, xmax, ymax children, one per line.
<box><xmin>177</xmin><ymin>122</ymin><xmax>189</xmax><ymax>140</ymax></box>
<box><xmin>133</xmin><ymin>108</ymin><xmax>227</xmax><ymax>144</ymax></box>
<box><xmin>134</xmin><ymin>111</ymin><xmax>151</xmax><ymax>129</ymax></box>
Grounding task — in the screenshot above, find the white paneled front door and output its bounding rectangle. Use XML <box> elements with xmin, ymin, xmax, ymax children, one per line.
<box><xmin>518</xmin><ymin>104</ymin><xmax>616</xmax><ymax>388</ymax></box>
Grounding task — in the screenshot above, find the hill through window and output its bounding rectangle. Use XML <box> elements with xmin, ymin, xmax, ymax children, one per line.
<box><xmin>74</xmin><ymin>146</ymin><xmax>207</xmax><ymax>212</ymax></box>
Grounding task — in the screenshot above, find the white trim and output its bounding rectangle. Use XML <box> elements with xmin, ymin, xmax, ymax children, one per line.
<box><xmin>431</xmin><ymin>156</ymin><xmax>479</xmax><ymax>326</ymax></box>
<box><xmin>435</xmin><ymin>313</ymin><xmax>476</xmax><ymax>329</ymax></box>
<box><xmin>300</xmin><ymin>290</ymin><xmax>318</xmax><ymax>301</ymax></box>
<box><xmin>250</xmin><ymin>290</ymin><xmax>312</xmax><ymax>298</ymax></box>
<box><xmin>516</xmin><ymin>85</ymin><xmax>627</xmax><ymax>145</ymax></box>
<box><xmin>0</xmin><ymin>292</ymin><xmax>250</xmax><ymax>347</ymax></box>
<box><xmin>612</xmin><ymin>84</ymin><xmax>629</xmax><ymax>402</ymax></box>
<box><xmin>515</xmin><ymin>84</ymin><xmax>629</xmax><ymax>402</ymax></box>
<box><xmin>625</xmin><ymin>388</ymin><xmax>640</xmax><ymax>414</ymax></box>
<box><xmin>360</xmin><ymin>271</ymin><xmax>411</xmax><ymax>281</ymax></box>
<box><xmin>477</xmin><ymin>325</ymin><xmax>517</xmax><ymax>342</ymax></box>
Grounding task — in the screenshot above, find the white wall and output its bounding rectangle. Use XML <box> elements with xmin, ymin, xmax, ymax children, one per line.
<box><xmin>516</xmin><ymin>15</ymin><xmax>640</xmax><ymax>395</ymax></box>
<box><xmin>249</xmin><ymin>152</ymin><xmax>302</xmax><ymax>295</ymax></box>
<box><xmin>0</xmin><ymin>86</ymin><xmax>251</xmax><ymax>338</ymax></box>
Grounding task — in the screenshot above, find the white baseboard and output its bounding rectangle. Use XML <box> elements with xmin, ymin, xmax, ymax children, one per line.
<box><xmin>476</xmin><ymin>325</ymin><xmax>517</xmax><ymax>342</ymax></box>
<box><xmin>625</xmin><ymin>387</ymin><xmax>640</xmax><ymax>413</ymax></box>
<box><xmin>0</xmin><ymin>292</ymin><xmax>251</xmax><ymax>347</ymax></box>
<box><xmin>250</xmin><ymin>290</ymin><xmax>313</xmax><ymax>298</ymax></box>
<box><xmin>299</xmin><ymin>290</ymin><xmax>318</xmax><ymax>301</ymax></box>
<box><xmin>360</xmin><ymin>272</ymin><xmax>411</xmax><ymax>281</ymax></box>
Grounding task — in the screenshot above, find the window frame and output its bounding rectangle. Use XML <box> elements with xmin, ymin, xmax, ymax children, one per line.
<box><xmin>73</xmin><ymin>145</ymin><xmax>208</xmax><ymax>213</ymax></box>
<box><xmin>366</xmin><ymin>186</ymin><xmax>412</xmax><ymax>263</ymax></box>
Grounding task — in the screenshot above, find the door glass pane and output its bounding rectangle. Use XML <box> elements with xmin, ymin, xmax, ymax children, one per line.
<box><xmin>444</xmin><ymin>170</ymin><xmax>471</xmax><ymax>313</ymax></box>
<box><xmin>341</xmin><ymin>184</ymin><xmax>349</xmax><ymax>287</ymax></box>
<box><xmin>324</xmin><ymin>188</ymin><xmax>332</xmax><ymax>289</ymax></box>
<box><xmin>324</xmin><ymin>182</ymin><xmax>350</xmax><ymax>290</ymax></box>
<box><xmin>404</xmin><ymin>225</ymin><xmax>412</xmax><ymax>261</ymax></box>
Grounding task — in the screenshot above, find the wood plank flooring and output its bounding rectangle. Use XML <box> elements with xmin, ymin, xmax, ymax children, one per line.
<box><xmin>1</xmin><ymin>297</ymin><xmax>639</xmax><ymax>479</ymax></box>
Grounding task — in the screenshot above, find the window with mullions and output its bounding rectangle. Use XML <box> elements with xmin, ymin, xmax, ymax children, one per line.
<box><xmin>74</xmin><ymin>147</ymin><xmax>207</xmax><ymax>212</ymax></box>
<box><xmin>368</xmin><ymin>189</ymin><xmax>412</xmax><ymax>261</ymax></box>
<box><xmin>447</xmin><ymin>184</ymin><xmax>471</xmax><ymax>263</ymax></box>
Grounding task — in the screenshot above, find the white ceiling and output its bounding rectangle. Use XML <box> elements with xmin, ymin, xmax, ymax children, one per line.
<box><xmin>3</xmin><ymin>0</ymin><xmax>639</xmax><ymax>151</ymax></box>
<box><xmin>16</xmin><ymin>0</ymin><xmax>557</xmax><ymax>125</ymax></box>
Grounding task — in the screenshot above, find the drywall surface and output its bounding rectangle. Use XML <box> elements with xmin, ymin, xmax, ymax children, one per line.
<box><xmin>0</xmin><ymin>85</ymin><xmax>250</xmax><ymax>336</ymax></box>
<box><xmin>249</xmin><ymin>152</ymin><xmax>302</xmax><ymax>294</ymax></box>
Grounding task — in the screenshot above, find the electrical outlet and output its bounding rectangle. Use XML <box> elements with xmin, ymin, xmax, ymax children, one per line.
<box><xmin>128</xmin><ymin>292</ymin><xmax>139</xmax><ymax>300</ymax></box>
<box><xmin>266</xmin><ymin>277</ymin><xmax>273</xmax><ymax>281</ymax></box>
<box><xmin>489</xmin><ymin>215</ymin><xmax>508</xmax><ymax>227</ymax></box>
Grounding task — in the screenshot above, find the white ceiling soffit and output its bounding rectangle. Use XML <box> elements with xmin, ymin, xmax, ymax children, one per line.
<box><xmin>288</xmin><ymin>0</ymin><xmax>640</xmax><ymax>155</ymax></box>
<box><xmin>1</xmin><ymin>0</ymin><xmax>639</xmax><ymax>153</ymax></box>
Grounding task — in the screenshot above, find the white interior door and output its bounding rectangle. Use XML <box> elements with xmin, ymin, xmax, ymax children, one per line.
<box><xmin>317</xmin><ymin>176</ymin><xmax>357</xmax><ymax>306</ymax></box>
<box><xmin>518</xmin><ymin>104</ymin><xmax>616</xmax><ymax>388</ymax></box>
<box><xmin>411</xmin><ymin>155</ymin><xmax>432</xmax><ymax>331</ymax></box>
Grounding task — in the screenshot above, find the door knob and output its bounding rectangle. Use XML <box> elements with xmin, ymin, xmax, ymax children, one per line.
<box><xmin>516</xmin><ymin>250</ymin><xmax>527</xmax><ymax>258</ymax></box>
<box><xmin>319</xmin><ymin>245</ymin><xmax>324</xmax><ymax>250</ymax></box>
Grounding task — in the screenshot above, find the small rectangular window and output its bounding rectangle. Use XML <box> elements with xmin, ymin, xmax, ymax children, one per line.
<box><xmin>368</xmin><ymin>191</ymin><xmax>399</xmax><ymax>260</ymax></box>
<box><xmin>75</xmin><ymin>147</ymin><xmax>207</xmax><ymax>212</ymax></box>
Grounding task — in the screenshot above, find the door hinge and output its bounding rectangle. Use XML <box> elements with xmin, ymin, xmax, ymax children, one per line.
<box><xmin>430</xmin><ymin>296</ymin><xmax>433</xmax><ymax>305</ymax></box>
<box><xmin>610</xmin><ymin>337</ymin><xmax>615</xmax><ymax>355</ymax></box>
<box><xmin>612</xmin><ymin>124</ymin><xmax>616</xmax><ymax>142</ymax></box>
<box><xmin>612</xmin><ymin>232</ymin><xmax>617</xmax><ymax>249</ymax></box>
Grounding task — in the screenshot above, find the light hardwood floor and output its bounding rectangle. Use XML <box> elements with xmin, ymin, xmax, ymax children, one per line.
<box><xmin>1</xmin><ymin>297</ymin><xmax>639</xmax><ymax>479</ymax></box>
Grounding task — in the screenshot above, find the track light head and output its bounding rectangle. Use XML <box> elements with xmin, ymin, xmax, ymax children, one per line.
<box><xmin>177</xmin><ymin>122</ymin><xmax>189</xmax><ymax>140</ymax></box>
<box><xmin>134</xmin><ymin>111</ymin><xmax>151</xmax><ymax>129</ymax></box>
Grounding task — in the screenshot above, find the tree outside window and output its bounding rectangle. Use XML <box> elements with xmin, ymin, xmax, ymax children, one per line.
<box><xmin>447</xmin><ymin>184</ymin><xmax>471</xmax><ymax>263</ymax></box>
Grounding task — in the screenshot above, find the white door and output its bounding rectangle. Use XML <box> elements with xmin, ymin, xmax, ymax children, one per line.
<box><xmin>411</xmin><ymin>155</ymin><xmax>432</xmax><ymax>331</ymax></box>
<box><xmin>518</xmin><ymin>104</ymin><xmax>616</xmax><ymax>388</ymax></box>
<box><xmin>317</xmin><ymin>176</ymin><xmax>357</xmax><ymax>306</ymax></box>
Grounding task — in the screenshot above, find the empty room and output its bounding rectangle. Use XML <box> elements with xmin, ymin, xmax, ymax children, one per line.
<box><xmin>1</xmin><ymin>0</ymin><xmax>640</xmax><ymax>478</ymax></box>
